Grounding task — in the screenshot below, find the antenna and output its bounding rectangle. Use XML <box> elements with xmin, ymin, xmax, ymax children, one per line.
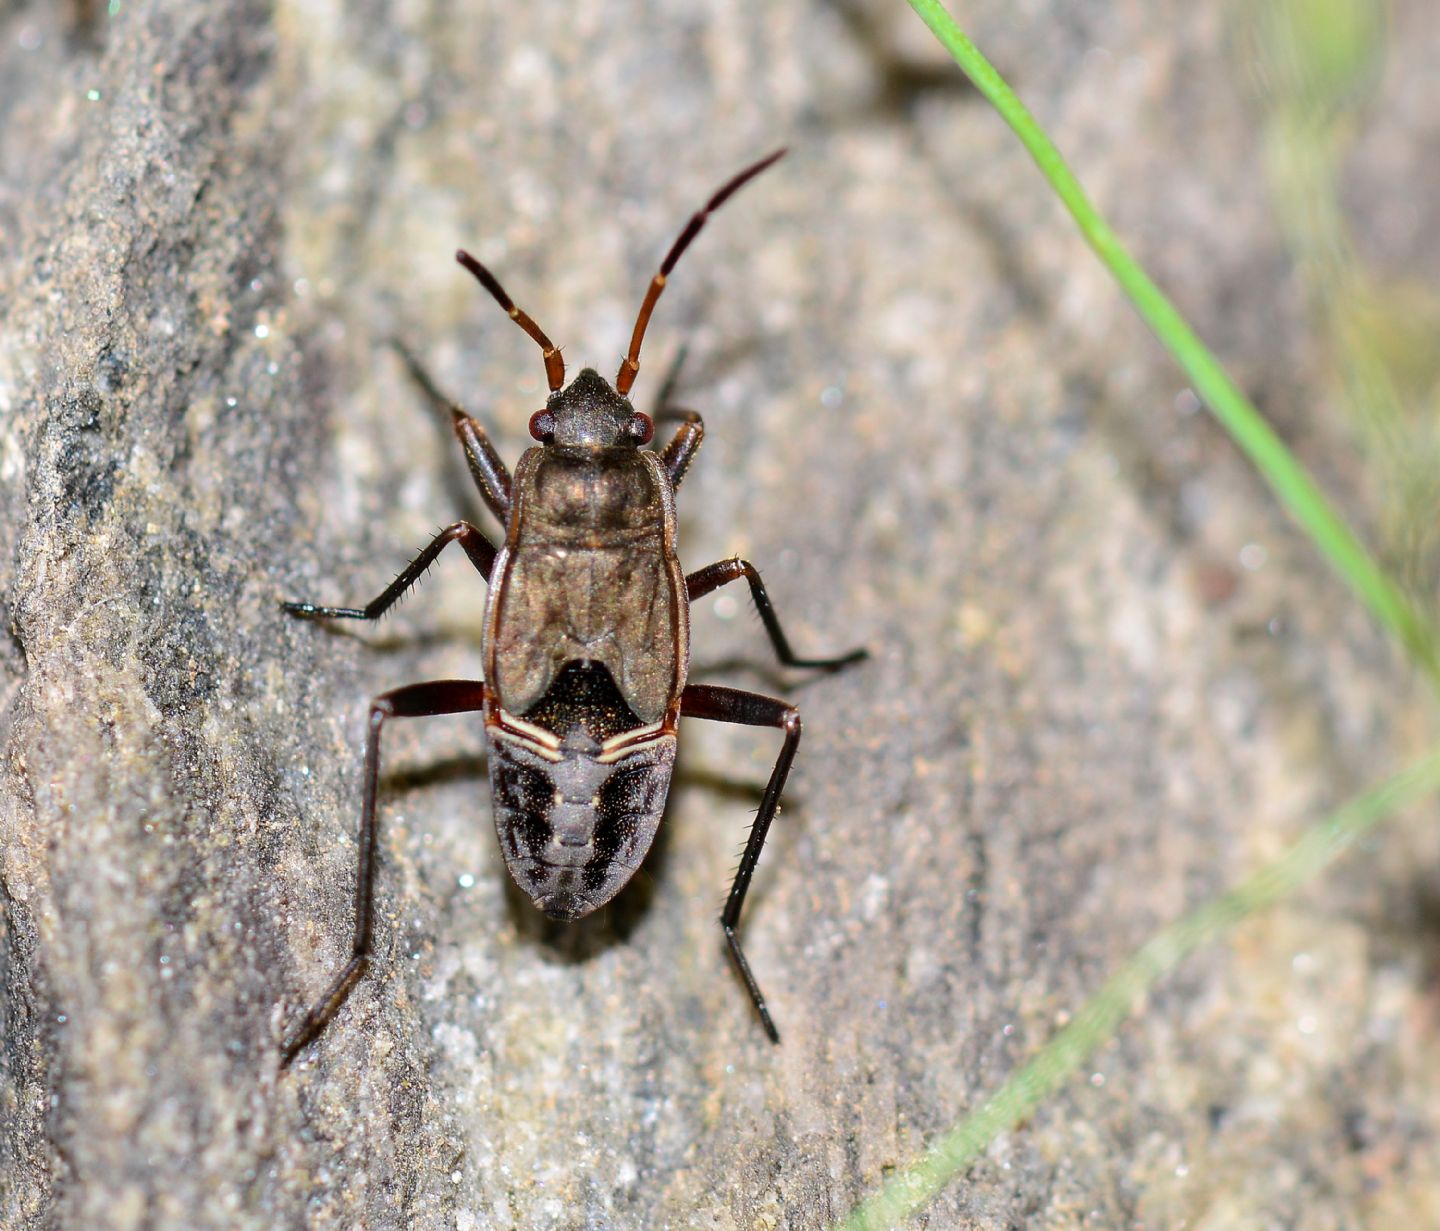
<box><xmin>615</xmin><ymin>149</ymin><xmax>786</xmax><ymax>397</ymax></box>
<box><xmin>456</xmin><ymin>249</ymin><xmax>565</xmax><ymax>392</ymax></box>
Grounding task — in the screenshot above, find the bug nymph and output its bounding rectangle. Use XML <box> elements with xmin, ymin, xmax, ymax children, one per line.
<box><xmin>485</xmin><ymin>369</ymin><xmax>678</xmax><ymax>924</ymax></box>
<box><xmin>279</xmin><ymin>150</ymin><xmax>865</xmax><ymax>1066</ymax></box>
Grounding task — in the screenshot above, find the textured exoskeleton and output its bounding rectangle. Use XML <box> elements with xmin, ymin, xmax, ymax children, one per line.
<box><xmin>484</xmin><ymin>369</ymin><xmax>688</xmax><ymax>920</ymax></box>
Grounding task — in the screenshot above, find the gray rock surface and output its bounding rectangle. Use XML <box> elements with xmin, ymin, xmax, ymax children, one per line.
<box><xmin>2</xmin><ymin>1</ymin><xmax>1438</xmax><ymax>1228</ymax></box>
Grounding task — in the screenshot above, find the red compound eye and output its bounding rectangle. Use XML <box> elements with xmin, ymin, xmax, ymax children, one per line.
<box><xmin>629</xmin><ymin>414</ymin><xmax>654</xmax><ymax>445</ymax></box>
<box><xmin>529</xmin><ymin>409</ymin><xmax>556</xmax><ymax>440</ymax></box>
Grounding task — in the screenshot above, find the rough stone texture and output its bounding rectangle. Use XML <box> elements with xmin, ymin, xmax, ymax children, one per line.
<box><xmin>2</xmin><ymin>1</ymin><xmax>1438</xmax><ymax>1228</ymax></box>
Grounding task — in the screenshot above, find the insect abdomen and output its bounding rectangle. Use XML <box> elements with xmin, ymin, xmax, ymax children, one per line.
<box><xmin>486</xmin><ymin>658</ymin><xmax>677</xmax><ymax>920</ymax></box>
<box><xmin>488</xmin><ymin>724</ymin><xmax>676</xmax><ymax>920</ymax></box>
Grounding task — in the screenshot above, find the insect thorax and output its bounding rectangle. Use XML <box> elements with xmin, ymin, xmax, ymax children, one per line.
<box><xmin>487</xmin><ymin>445</ymin><xmax>686</xmax><ymax>725</ymax></box>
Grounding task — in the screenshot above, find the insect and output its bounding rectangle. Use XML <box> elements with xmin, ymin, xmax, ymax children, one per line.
<box><xmin>279</xmin><ymin>150</ymin><xmax>865</xmax><ymax>1065</ymax></box>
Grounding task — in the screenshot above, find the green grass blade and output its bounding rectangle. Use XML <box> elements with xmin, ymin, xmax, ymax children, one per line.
<box><xmin>903</xmin><ymin>0</ymin><xmax>1440</xmax><ymax>686</ymax></box>
<box><xmin>829</xmin><ymin>9</ymin><xmax>1440</xmax><ymax>1226</ymax></box>
<box><xmin>835</xmin><ymin>744</ymin><xmax>1440</xmax><ymax>1231</ymax></box>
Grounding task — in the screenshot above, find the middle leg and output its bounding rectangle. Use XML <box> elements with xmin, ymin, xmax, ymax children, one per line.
<box><xmin>686</xmin><ymin>558</ymin><xmax>867</xmax><ymax>670</ymax></box>
<box><xmin>283</xmin><ymin>521</ymin><xmax>496</xmax><ymax>621</ymax></box>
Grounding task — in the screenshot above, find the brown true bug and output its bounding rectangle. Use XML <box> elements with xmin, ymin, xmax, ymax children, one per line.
<box><xmin>279</xmin><ymin>150</ymin><xmax>865</xmax><ymax>1065</ymax></box>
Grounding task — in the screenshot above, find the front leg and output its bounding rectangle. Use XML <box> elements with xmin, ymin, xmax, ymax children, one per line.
<box><xmin>656</xmin><ymin>407</ymin><xmax>704</xmax><ymax>491</ymax></box>
<box><xmin>392</xmin><ymin>340</ymin><xmax>513</xmax><ymax>522</ymax></box>
<box><xmin>651</xmin><ymin>343</ymin><xmax>704</xmax><ymax>492</ymax></box>
<box><xmin>686</xmin><ymin>558</ymin><xmax>867</xmax><ymax>670</ymax></box>
<box><xmin>451</xmin><ymin>411</ymin><xmax>514</xmax><ymax>522</ymax></box>
<box><xmin>284</xmin><ymin>521</ymin><xmax>495</xmax><ymax>621</ymax></box>
<box><xmin>681</xmin><ymin>683</ymin><xmax>802</xmax><ymax>1043</ymax></box>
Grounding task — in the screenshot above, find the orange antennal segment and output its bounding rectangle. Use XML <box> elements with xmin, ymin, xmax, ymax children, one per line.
<box><xmin>615</xmin><ymin>149</ymin><xmax>787</xmax><ymax>397</ymax></box>
<box><xmin>456</xmin><ymin>250</ymin><xmax>565</xmax><ymax>392</ymax></box>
